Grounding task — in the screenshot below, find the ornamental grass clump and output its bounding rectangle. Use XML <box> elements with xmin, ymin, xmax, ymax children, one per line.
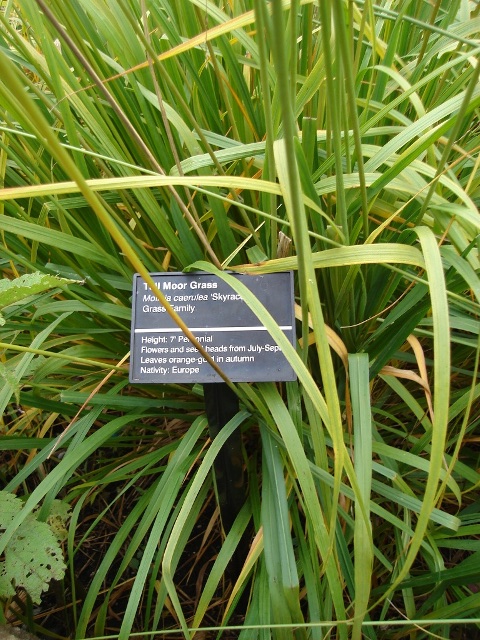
<box><xmin>0</xmin><ymin>1</ymin><xmax>479</xmax><ymax>638</ymax></box>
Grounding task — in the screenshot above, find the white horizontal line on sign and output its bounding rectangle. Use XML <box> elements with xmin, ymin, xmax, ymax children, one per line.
<box><xmin>135</xmin><ymin>326</ymin><xmax>293</xmax><ymax>333</ymax></box>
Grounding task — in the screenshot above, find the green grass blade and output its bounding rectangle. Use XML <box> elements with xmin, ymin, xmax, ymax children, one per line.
<box><xmin>348</xmin><ymin>353</ymin><xmax>374</xmax><ymax>639</ymax></box>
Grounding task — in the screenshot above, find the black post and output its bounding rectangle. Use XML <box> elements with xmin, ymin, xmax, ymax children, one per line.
<box><xmin>203</xmin><ymin>383</ymin><xmax>248</xmax><ymax>573</ymax></box>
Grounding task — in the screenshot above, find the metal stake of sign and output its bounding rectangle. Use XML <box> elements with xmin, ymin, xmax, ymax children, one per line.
<box><xmin>203</xmin><ymin>382</ymin><xmax>255</xmax><ymax>579</ymax></box>
<box><xmin>203</xmin><ymin>384</ymin><xmax>244</xmax><ymax>530</ymax></box>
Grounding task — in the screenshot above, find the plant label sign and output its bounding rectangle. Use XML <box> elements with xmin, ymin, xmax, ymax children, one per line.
<box><xmin>130</xmin><ymin>272</ymin><xmax>296</xmax><ymax>384</ymax></box>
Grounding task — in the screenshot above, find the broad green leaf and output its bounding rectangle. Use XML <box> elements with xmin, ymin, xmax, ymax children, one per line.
<box><xmin>0</xmin><ymin>271</ymin><xmax>79</xmax><ymax>308</ymax></box>
<box><xmin>0</xmin><ymin>491</ymin><xmax>67</xmax><ymax>604</ymax></box>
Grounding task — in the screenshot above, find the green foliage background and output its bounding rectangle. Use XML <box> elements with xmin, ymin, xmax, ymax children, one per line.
<box><xmin>0</xmin><ymin>0</ymin><xmax>479</xmax><ymax>638</ymax></box>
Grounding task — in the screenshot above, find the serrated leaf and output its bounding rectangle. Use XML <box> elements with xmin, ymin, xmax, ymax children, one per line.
<box><xmin>0</xmin><ymin>272</ymin><xmax>80</xmax><ymax>310</ymax></box>
<box><xmin>0</xmin><ymin>492</ymin><xmax>23</xmax><ymax>530</ymax></box>
<box><xmin>5</xmin><ymin>517</ymin><xmax>66</xmax><ymax>604</ymax></box>
<box><xmin>47</xmin><ymin>500</ymin><xmax>71</xmax><ymax>542</ymax></box>
<box><xmin>0</xmin><ymin>563</ymin><xmax>15</xmax><ymax>599</ymax></box>
<box><xmin>0</xmin><ymin>492</ymin><xmax>67</xmax><ymax>603</ymax></box>
<box><xmin>0</xmin><ymin>363</ymin><xmax>21</xmax><ymax>405</ymax></box>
